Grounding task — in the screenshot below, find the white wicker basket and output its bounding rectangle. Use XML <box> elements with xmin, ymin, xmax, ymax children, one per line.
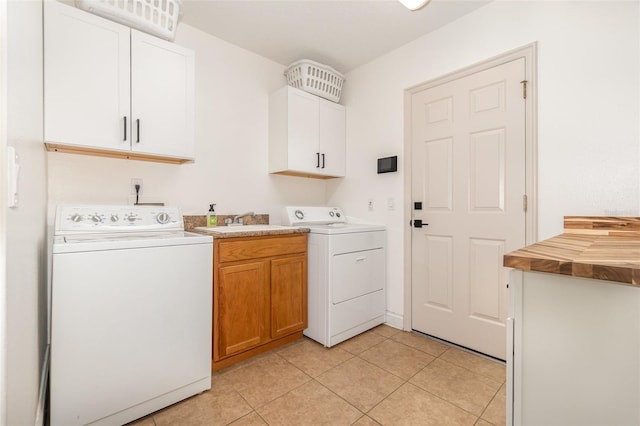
<box><xmin>76</xmin><ymin>0</ymin><xmax>183</xmax><ymax>41</ymax></box>
<box><xmin>284</xmin><ymin>59</ymin><xmax>345</xmax><ymax>103</ymax></box>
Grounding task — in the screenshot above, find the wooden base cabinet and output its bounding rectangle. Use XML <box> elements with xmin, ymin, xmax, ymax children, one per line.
<box><xmin>213</xmin><ymin>234</ymin><xmax>308</xmax><ymax>370</ymax></box>
<box><xmin>271</xmin><ymin>255</ymin><xmax>307</xmax><ymax>338</ymax></box>
<box><xmin>217</xmin><ymin>261</ymin><xmax>269</xmax><ymax>358</ymax></box>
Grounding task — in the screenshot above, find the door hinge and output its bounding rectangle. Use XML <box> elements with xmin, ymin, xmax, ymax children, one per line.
<box><xmin>520</xmin><ymin>80</ymin><xmax>528</xmax><ymax>99</ymax></box>
<box><xmin>523</xmin><ymin>194</ymin><xmax>528</xmax><ymax>212</ymax></box>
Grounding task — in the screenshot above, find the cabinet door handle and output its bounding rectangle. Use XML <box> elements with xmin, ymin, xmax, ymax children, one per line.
<box><xmin>316</xmin><ymin>152</ymin><xmax>320</xmax><ymax>168</ymax></box>
<box><xmin>136</xmin><ymin>119</ymin><xmax>140</xmax><ymax>143</ymax></box>
<box><xmin>322</xmin><ymin>153</ymin><xmax>325</xmax><ymax>169</ymax></box>
<box><xmin>123</xmin><ymin>116</ymin><xmax>127</xmax><ymax>141</ymax></box>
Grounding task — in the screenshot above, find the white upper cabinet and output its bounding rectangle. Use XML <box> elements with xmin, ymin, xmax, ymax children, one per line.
<box><xmin>44</xmin><ymin>0</ymin><xmax>130</xmax><ymax>152</ymax></box>
<box><xmin>318</xmin><ymin>100</ymin><xmax>346</xmax><ymax>177</ymax></box>
<box><xmin>130</xmin><ymin>30</ymin><xmax>194</xmax><ymax>159</ymax></box>
<box><xmin>269</xmin><ymin>86</ymin><xmax>346</xmax><ymax>178</ymax></box>
<box><xmin>44</xmin><ymin>1</ymin><xmax>195</xmax><ymax>163</ymax></box>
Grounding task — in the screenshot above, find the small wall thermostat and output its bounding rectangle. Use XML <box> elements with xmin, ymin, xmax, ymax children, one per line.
<box><xmin>377</xmin><ymin>156</ymin><xmax>398</xmax><ymax>174</ymax></box>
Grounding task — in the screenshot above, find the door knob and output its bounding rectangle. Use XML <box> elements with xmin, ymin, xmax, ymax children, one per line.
<box><xmin>410</xmin><ymin>219</ymin><xmax>428</xmax><ymax>228</ymax></box>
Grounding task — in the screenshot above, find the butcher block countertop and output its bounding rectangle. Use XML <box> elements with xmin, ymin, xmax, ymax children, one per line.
<box><xmin>504</xmin><ymin>217</ymin><xmax>640</xmax><ymax>285</ymax></box>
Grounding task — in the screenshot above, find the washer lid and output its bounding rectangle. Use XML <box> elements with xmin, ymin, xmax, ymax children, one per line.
<box><xmin>52</xmin><ymin>231</ymin><xmax>212</xmax><ymax>253</ymax></box>
<box><xmin>303</xmin><ymin>222</ymin><xmax>386</xmax><ymax>234</ymax></box>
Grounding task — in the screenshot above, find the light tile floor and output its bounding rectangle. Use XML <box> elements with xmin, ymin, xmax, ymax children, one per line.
<box><xmin>130</xmin><ymin>326</ymin><xmax>506</xmax><ymax>426</ymax></box>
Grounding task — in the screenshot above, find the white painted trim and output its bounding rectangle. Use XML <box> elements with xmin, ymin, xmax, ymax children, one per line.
<box><xmin>34</xmin><ymin>345</ymin><xmax>48</xmax><ymax>426</ymax></box>
<box><xmin>402</xmin><ymin>43</ymin><xmax>539</xmax><ymax>332</ymax></box>
<box><xmin>508</xmin><ymin>270</ymin><xmax>524</xmax><ymax>426</ymax></box>
<box><xmin>384</xmin><ymin>311</ymin><xmax>403</xmax><ymax>330</ymax></box>
<box><xmin>402</xmin><ymin>80</ymin><xmax>413</xmax><ymax>332</ymax></box>
<box><xmin>0</xmin><ymin>0</ymin><xmax>8</xmax><ymax>423</ymax></box>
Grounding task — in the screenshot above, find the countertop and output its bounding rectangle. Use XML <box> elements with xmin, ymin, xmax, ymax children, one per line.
<box><xmin>503</xmin><ymin>217</ymin><xmax>640</xmax><ymax>285</ymax></box>
<box><xmin>184</xmin><ymin>213</ymin><xmax>309</xmax><ymax>239</ymax></box>
<box><xmin>192</xmin><ymin>226</ymin><xmax>309</xmax><ymax>239</ymax></box>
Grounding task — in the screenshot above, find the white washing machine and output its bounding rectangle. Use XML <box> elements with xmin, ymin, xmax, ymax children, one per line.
<box><xmin>50</xmin><ymin>205</ymin><xmax>213</xmax><ymax>426</ymax></box>
<box><xmin>285</xmin><ymin>206</ymin><xmax>386</xmax><ymax>347</ymax></box>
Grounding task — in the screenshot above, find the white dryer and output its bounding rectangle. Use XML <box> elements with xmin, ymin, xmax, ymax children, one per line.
<box><xmin>285</xmin><ymin>206</ymin><xmax>386</xmax><ymax>347</ymax></box>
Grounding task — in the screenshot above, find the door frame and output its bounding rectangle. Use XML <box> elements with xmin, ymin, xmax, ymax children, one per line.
<box><xmin>402</xmin><ymin>43</ymin><xmax>538</xmax><ymax>331</ymax></box>
<box><xmin>0</xmin><ymin>0</ymin><xmax>7</xmax><ymax>423</ymax></box>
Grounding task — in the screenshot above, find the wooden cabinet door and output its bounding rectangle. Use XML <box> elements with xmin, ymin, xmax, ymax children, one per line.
<box><xmin>44</xmin><ymin>0</ymin><xmax>130</xmax><ymax>151</ymax></box>
<box><xmin>319</xmin><ymin>99</ymin><xmax>346</xmax><ymax>177</ymax></box>
<box><xmin>217</xmin><ymin>261</ymin><xmax>269</xmax><ymax>358</ymax></box>
<box><xmin>130</xmin><ymin>30</ymin><xmax>195</xmax><ymax>159</ymax></box>
<box><xmin>271</xmin><ymin>254</ymin><xmax>308</xmax><ymax>339</ymax></box>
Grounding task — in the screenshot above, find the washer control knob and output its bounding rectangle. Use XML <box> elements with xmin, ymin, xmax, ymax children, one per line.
<box><xmin>110</xmin><ymin>214</ymin><xmax>119</xmax><ymax>222</ymax></box>
<box><xmin>91</xmin><ymin>214</ymin><xmax>104</xmax><ymax>223</ymax></box>
<box><xmin>70</xmin><ymin>213</ymin><xmax>82</xmax><ymax>222</ymax></box>
<box><xmin>156</xmin><ymin>212</ymin><xmax>170</xmax><ymax>224</ymax></box>
<box><xmin>336</xmin><ymin>212</ymin><xmax>341</xmax><ymax>218</ymax></box>
<box><xmin>294</xmin><ymin>210</ymin><xmax>304</xmax><ymax>220</ymax></box>
<box><xmin>329</xmin><ymin>211</ymin><xmax>335</xmax><ymax>217</ymax></box>
<box><xmin>126</xmin><ymin>214</ymin><xmax>137</xmax><ymax>222</ymax></box>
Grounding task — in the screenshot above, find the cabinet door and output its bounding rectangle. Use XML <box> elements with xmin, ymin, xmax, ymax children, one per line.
<box><xmin>271</xmin><ymin>254</ymin><xmax>308</xmax><ymax>339</ymax></box>
<box><xmin>44</xmin><ymin>0</ymin><xmax>130</xmax><ymax>151</ymax></box>
<box><xmin>319</xmin><ymin>99</ymin><xmax>346</xmax><ymax>177</ymax></box>
<box><xmin>287</xmin><ymin>88</ymin><xmax>320</xmax><ymax>174</ymax></box>
<box><xmin>217</xmin><ymin>261</ymin><xmax>269</xmax><ymax>358</ymax></box>
<box><xmin>131</xmin><ymin>30</ymin><xmax>195</xmax><ymax>159</ymax></box>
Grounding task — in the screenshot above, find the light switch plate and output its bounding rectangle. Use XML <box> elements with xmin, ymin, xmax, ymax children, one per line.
<box><xmin>7</xmin><ymin>146</ymin><xmax>19</xmax><ymax>208</ymax></box>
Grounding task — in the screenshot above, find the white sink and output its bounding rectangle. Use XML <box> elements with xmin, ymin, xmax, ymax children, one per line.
<box><xmin>194</xmin><ymin>225</ymin><xmax>299</xmax><ymax>233</ymax></box>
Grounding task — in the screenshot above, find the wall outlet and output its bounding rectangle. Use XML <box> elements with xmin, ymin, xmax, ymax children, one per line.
<box><xmin>131</xmin><ymin>178</ymin><xmax>143</xmax><ymax>196</ymax></box>
<box><xmin>387</xmin><ymin>197</ymin><xmax>396</xmax><ymax>211</ymax></box>
<box><xmin>368</xmin><ymin>199</ymin><xmax>374</xmax><ymax>211</ymax></box>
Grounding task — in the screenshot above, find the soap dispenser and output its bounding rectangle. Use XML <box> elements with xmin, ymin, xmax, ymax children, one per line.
<box><xmin>207</xmin><ymin>203</ymin><xmax>217</xmax><ymax>227</ymax></box>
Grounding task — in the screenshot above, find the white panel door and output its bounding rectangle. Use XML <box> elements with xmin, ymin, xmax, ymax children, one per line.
<box><xmin>44</xmin><ymin>0</ymin><xmax>130</xmax><ymax>151</ymax></box>
<box><xmin>411</xmin><ymin>58</ymin><xmax>526</xmax><ymax>360</ymax></box>
<box><xmin>131</xmin><ymin>30</ymin><xmax>194</xmax><ymax>159</ymax></box>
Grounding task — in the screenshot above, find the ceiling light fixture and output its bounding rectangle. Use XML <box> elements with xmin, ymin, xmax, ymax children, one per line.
<box><xmin>398</xmin><ymin>0</ymin><xmax>431</xmax><ymax>11</ymax></box>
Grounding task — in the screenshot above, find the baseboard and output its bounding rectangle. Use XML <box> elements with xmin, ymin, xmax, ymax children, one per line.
<box><xmin>384</xmin><ymin>311</ymin><xmax>404</xmax><ymax>330</ymax></box>
<box><xmin>35</xmin><ymin>344</ymin><xmax>49</xmax><ymax>426</ymax></box>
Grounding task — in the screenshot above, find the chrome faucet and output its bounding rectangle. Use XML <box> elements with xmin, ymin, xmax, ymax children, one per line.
<box><xmin>229</xmin><ymin>211</ymin><xmax>255</xmax><ymax>226</ymax></box>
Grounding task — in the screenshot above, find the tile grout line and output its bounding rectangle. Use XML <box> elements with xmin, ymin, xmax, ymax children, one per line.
<box><xmin>215</xmin><ymin>327</ymin><xmax>504</xmax><ymax>425</ymax></box>
<box><xmin>254</xmin><ymin>348</ymin><xmax>367</xmax><ymax>425</ymax></box>
<box><xmin>475</xmin><ymin>383</ymin><xmax>503</xmax><ymax>425</ymax></box>
<box><xmin>364</xmin><ymin>332</ymin><xmax>503</xmax><ymax>421</ymax></box>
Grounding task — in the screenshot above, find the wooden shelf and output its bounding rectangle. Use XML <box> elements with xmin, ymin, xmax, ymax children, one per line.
<box><xmin>45</xmin><ymin>143</ymin><xmax>193</xmax><ymax>165</ymax></box>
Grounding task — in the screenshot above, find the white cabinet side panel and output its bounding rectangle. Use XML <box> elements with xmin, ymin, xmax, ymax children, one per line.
<box><xmin>520</xmin><ymin>272</ymin><xmax>640</xmax><ymax>425</ymax></box>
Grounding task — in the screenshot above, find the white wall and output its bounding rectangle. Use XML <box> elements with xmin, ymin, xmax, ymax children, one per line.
<box><xmin>47</xmin><ymin>22</ymin><xmax>327</xmax><ymax>221</ymax></box>
<box><xmin>328</xmin><ymin>0</ymin><xmax>640</xmax><ymax>324</ymax></box>
<box><xmin>5</xmin><ymin>0</ymin><xmax>48</xmax><ymax>424</ymax></box>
